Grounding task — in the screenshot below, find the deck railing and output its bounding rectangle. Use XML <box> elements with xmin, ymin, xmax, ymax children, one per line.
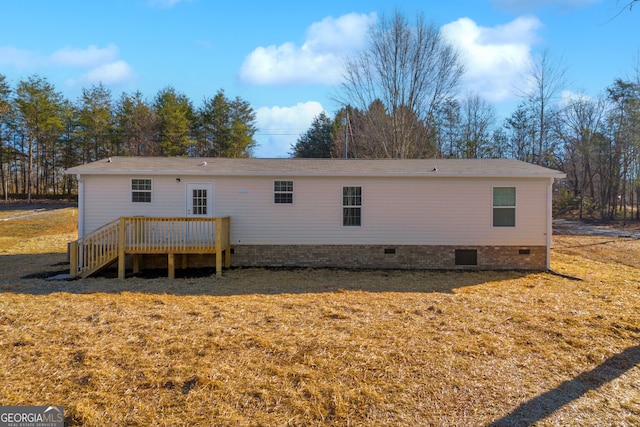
<box><xmin>69</xmin><ymin>218</ymin><xmax>120</xmax><ymax>279</ymax></box>
<box><xmin>70</xmin><ymin>216</ymin><xmax>230</xmax><ymax>279</ymax></box>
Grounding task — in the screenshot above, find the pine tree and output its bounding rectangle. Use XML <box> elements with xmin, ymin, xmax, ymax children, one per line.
<box><xmin>14</xmin><ymin>75</ymin><xmax>64</xmax><ymax>202</ymax></box>
<box><xmin>291</xmin><ymin>112</ymin><xmax>333</xmax><ymax>158</ymax></box>
<box><xmin>154</xmin><ymin>86</ymin><xmax>194</xmax><ymax>157</ymax></box>
<box><xmin>195</xmin><ymin>90</ymin><xmax>256</xmax><ymax>157</ymax></box>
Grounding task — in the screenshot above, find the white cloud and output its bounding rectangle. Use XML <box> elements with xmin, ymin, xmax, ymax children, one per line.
<box><xmin>304</xmin><ymin>12</ymin><xmax>374</xmax><ymax>52</ymax></box>
<box><xmin>74</xmin><ymin>60</ymin><xmax>135</xmax><ymax>86</ymax></box>
<box><xmin>254</xmin><ymin>101</ymin><xmax>325</xmax><ymax>157</ymax></box>
<box><xmin>239</xmin><ymin>13</ymin><xmax>376</xmax><ymax>86</ymax></box>
<box><xmin>0</xmin><ymin>43</ymin><xmax>135</xmax><ymax>89</ymax></box>
<box><xmin>0</xmin><ymin>46</ymin><xmax>37</xmax><ymax>69</ymax></box>
<box><xmin>442</xmin><ymin>16</ymin><xmax>543</xmax><ymax>103</ymax></box>
<box><xmin>49</xmin><ymin>44</ymin><xmax>119</xmax><ymax>68</ymax></box>
<box><xmin>559</xmin><ymin>90</ymin><xmax>592</xmax><ymax>107</ymax></box>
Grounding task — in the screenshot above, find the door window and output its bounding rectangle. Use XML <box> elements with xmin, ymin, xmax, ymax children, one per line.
<box><xmin>186</xmin><ymin>183</ymin><xmax>213</xmax><ymax>217</ymax></box>
<box><xmin>192</xmin><ymin>189</ymin><xmax>208</xmax><ymax>215</ymax></box>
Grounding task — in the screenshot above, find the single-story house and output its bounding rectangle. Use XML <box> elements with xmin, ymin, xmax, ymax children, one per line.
<box><xmin>66</xmin><ymin>157</ymin><xmax>565</xmax><ymax>277</ymax></box>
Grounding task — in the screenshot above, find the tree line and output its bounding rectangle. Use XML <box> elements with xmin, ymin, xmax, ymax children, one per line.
<box><xmin>294</xmin><ymin>78</ymin><xmax>640</xmax><ymax>221</ymax></box>
<box><xmin>0</xmin><ymin>75</ymin><xmax>257</xmax><ymax>202</ymax></box>
<box><xmin>291</xmin><ymin>12</ymin><xmax>640</xmax><ymax>222</ymax></box>
<box><xmin>1</xmin><ymin>9</ymin><xmax>638</xmax><ymax>222</ymax></box>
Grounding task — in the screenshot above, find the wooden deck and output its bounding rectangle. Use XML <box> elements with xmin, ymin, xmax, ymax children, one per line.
<box><xmin>69</xmin><ymin>216</ymin><xmax>231</xmax><ymax>279</ymax></box>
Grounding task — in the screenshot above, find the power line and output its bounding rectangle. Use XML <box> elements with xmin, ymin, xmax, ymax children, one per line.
<box><xmin>255</xmin><ymin>130</ymin><xmax>305</xmax><ymax>136</ymax></box>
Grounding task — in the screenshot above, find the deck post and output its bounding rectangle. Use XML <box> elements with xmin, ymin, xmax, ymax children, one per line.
<box><xmin>74</xmin><ymin>216</ymin><xmax>231</xmax><ymax>279</ymax></box>
<box><xmin>215</xmin><ymin>218</ymin><xmax>223</xmax><ymax>277</ymax></box>
<box><xmin>118</xmin><ymin>217</ymin><xmax>126</xmax><ymax>279</ymax></box>
<box><xmin>224</xmin><ymin>217</ymin><xmax>231</xmax><ymax>268</ymax></box>
<box><xmin>69</xmin><ymin>241</ymin><xmax>78</xmax><ymax>279</ymax></box>
<box><xmin>168</xmin><ymin>253</ymin><xmax>175</xmax><ymax>279</ymax></box>
<box><xmin>133</xmin><ymin>254</ymin><xmax>140</xmax><ymax>274</ymax></box>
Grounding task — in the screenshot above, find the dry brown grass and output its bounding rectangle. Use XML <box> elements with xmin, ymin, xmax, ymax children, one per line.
<box><xmin>0</xmin><ymin>204</ymin><xmax>638</xmax><ymax>426</ymax></box>
<box><xmin>0</xmin><ymin>206</ymin><xmax>77</xmax><ymax>260</ymax></box>
<box><xmin>554</xmin><ymin>235</ymin><xmax>640</xmax><ymax>270</ymax></box>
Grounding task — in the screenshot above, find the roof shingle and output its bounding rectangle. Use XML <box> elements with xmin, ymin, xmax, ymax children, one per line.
<box><xmin>66</xmin><ymin>157</ymin><xmax>565</xmax><ymax>178</ymax></box>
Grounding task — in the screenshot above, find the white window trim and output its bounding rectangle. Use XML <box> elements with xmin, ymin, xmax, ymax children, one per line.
<box><xmin>273</xmin><ymin>180</ymin><xmax>294</xmax><ymax>205</ymax></box>
<box><xmin>342</xmin><ymin>185</ymin><xmax>362</xmax><ymax>227</ymax></box>
<box><xmin>131</xmin><ymin>178</ymin><xmax>152</xmax><ymax>203</ymax></box>
<box><xmin>492</xmin><ymin>185</ymin><xmax>516</xmax><ymax>228</ymax></box>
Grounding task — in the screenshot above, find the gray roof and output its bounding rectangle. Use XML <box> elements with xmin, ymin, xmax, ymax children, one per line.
<box><xmin>66</xmin><ymin>157</ymin><xmax>565</xmax><ymax>178</ymax></box>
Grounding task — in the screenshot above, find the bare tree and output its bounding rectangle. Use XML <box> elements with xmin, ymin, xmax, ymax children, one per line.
<box><xmin>522</xmin><ymin>50</ymin><xmax>568</xmax><ymax>166</ymax></box>
<box><xmin>459</xmin><ymin>93</ymin><xmax>495</xmax><ymax>159</ymax></box>
<box><xmin>601</xmin><ymin>1</ymin><xmax>639</xmax><ymax>22</ymax></box>
<box><xmin>434</xmin><ymin>98</ymin><xmax>461</xmax><ymax>158</ymax></box>
<box><xmin>606</xmin><ymin>79</ymin><xmax>640</xmax><ymax>222</ymax></box>
<box><xmin>339</xmin><ymin>10</ymin><xmax>464</xmax><ymax>158</ymax></box>
<box><xmin>557</xmin><ymin>94</ymin><xmax>608</xmax><ymax>219</ymax></box>
<box><xmin>616</xmin><ymin>0</ymin><xmax>639</xmax><ymax>14</ymax></box>
<box><xmin>0</xmin><ymin>75</ymin><xmax>11</xmax><ymax>201</ymax></box>
<box><xmin>504</xmin><ymin>103</ymin><xmax>537</xmax><ymax>163</ymax></box>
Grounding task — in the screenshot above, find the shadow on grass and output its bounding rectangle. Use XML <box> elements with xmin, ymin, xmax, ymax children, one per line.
<box><xmin>0</xmin><ymin>253</ymin><xmax>534</xmax><ymax>296</ymax></box>
<box><xmin>0</xmin><ymin>201</ymin><xmax>76</xmax><ymax>213</ymax></box>
<box><xmin>488</xmin><ymin>345</ymin><xmax>640</xmax><ymax>427</ymax></box>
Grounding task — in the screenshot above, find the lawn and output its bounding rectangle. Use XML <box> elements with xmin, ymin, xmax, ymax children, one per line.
<box><xmin>0</xmin><ymin>204</ymin><xmax>638</xmax><ymax>426</ymax></box>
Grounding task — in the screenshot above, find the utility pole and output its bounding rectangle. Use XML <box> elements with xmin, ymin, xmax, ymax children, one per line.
<box><xmin>342</xmin><ymin>109</ymin><xmax>349</xmax><ymax>158</ymax></box>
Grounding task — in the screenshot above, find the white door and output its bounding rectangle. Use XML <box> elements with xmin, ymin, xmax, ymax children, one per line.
<box><xmin>186</xmin><ymin>183</ymin><xmax>213</xmax><ymax>217</ymax></box>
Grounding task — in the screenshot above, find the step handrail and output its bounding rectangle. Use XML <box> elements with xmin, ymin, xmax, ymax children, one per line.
<box><xmin>69</xmin><ymin>218</ymin><xmax>120</xmax><ymax>278</ymax></box>
<box><xmin>70</xmin><ymin>216</ymin><xmax>231</xmax><ymax>279</ymax></box>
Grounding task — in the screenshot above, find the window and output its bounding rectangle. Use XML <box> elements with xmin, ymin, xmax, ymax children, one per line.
<box><xmin>274</xmin><ymin>180</ymin><xmax>293</xmax><ymax>204</ymax></box>
<box><xmin>343</xmin><ymin>186</ymin><xmax>362</xmax><ymax>226</ymax></box>
<box><xmin>192</xmin><ymin>188</ymin><xmax>207</xmax><ymax>215</ymax></box>
<box><xmin>493</xmin><ymin>187</ymin><xmax>516</xmax><ymax>227</ymax></box>
<box><xmin>131</xmin><ymin>179</ymin><xmax>152</xmax><ymax>203</ymax></box>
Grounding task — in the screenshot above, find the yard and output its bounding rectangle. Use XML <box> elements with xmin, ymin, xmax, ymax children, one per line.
<box><xmin>0</xmin><ymin>204</ymin><xmax>638</xmax><ymax>426</ymax></box>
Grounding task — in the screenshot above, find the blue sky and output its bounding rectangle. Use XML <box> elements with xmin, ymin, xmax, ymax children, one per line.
<box><xmin>0</xmin><ymin>0</ymin><xmax>637</xmax><ymax>157</ymax></box>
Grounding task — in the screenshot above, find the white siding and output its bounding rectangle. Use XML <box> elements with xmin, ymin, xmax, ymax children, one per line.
<box><xmin>80</xmin><ymin>174</ymin><xmax>549</xmax><ymax>246</ymax></box>
<box><xmin>82</xmin><ymin>175</ymin><xmax>198</xmax><ymax>233</ymax></box>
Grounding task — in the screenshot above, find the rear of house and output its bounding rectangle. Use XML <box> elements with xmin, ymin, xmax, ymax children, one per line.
<box><xmin>67</xmin><ymin>157</ymin><xmax>564</xmax><ymax>271</ymax></box>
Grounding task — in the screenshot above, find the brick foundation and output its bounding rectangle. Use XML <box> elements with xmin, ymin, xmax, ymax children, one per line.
<box><xmin>230</xmin><ymin>245</ymin><xmax>547</xmax><ymax>270</ymax></box>
<box><xmin>134</xmin><ymin>245</ymin><xmax>547</xmax><ymax>272</ymax></box>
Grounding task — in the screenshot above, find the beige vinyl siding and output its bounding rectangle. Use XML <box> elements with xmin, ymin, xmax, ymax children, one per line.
<box><xmin>214</xmin><ymin>178</ymin><xmax>340</xmax><ymax>244</ymax></box>
<box><xmin>214</xmin><ymin>176</ymin><xmax>548</xmax><ymax>246</ymax></box>
<box><xmin>82</xmin><ymin>175</ymin><xmax>192</xmax><ymax>233</ymax></box>
<box><xmin>81</xmin><ymin>174</ymin><xmax>549</xmax><ymax>247</ymax></box>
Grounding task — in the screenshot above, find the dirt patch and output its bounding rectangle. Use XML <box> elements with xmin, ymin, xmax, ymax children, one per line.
<box><xmin>554</xmin><ymin>219</ymin><xmax>640</xmax><ymax>238</ymax></box>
